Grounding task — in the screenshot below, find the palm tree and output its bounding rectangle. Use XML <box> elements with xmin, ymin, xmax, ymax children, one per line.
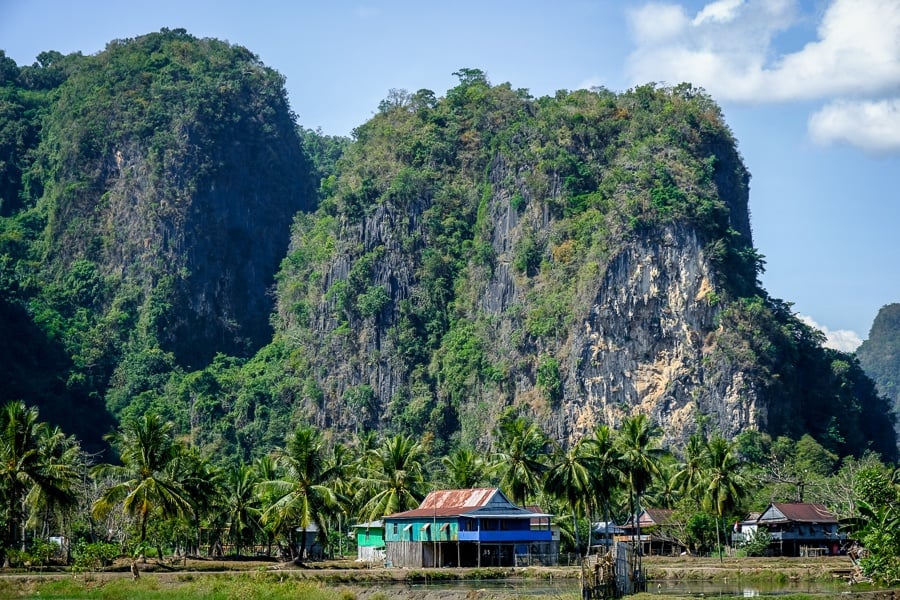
<box><xmin>645</xmin><ymin>461</ymin><xmax>681</xmax><ymax>510</ymax></box>
<box><xmin>256</xmin><ymin>424</ymin><xmax>339</xmax><ymax>563</ymax></box>
<box><xmin>222</xmin><ymin>464</ymin><xmax>262</xmax><ymax>556</ymax></box>
<box><xmin>699</xmin><ymin>434</ymin><xmax>747</xmax><ymax>562</ymax></box>
<box><xmin>493</xmin><ymin>416</ymin><xmax>550</xmax><ymax>506</ymax></box>
<box><xmin>441</xmin><ymin>446</ymin><xmax>487</xmax><ymax>489</ymax></box>
<box><xmin>544</xmin><ymin>438</ymin><xmax>594</xmax><ymax>555</ymax></box>
<box><xmin>0</xmin><ymin>401</ymin><xmax>81</xmax><ymax>554</ymax></box>
<box><xmin>26</xmin><ymin>424</ymin><xmax>84</xmax><ymax>540</ymax></box>
<box><xmin>323</xmin><ymin>442</ymin><xmax>355</xmax><ymax>558</ymax></box>
<box><xmin>582</xmin><ymin>425</ymin><xmax>623</xmax><ymax>551</ymax></box>
<box><xmin>615</xmin><ymin>414</ymin><xmax>662</xmax><ymax>556</ymax></box>
<box><xmin>251</xmin><ymin>456</ymin><xmax>279</xmax><ymax>556</ymax></box>
<box><xmin>356</xmin><ymin>434</ymin><xmax>428</xmax><ymax>522</ymax></box>
<box><xmin>673</xmin><ymin>433</ymin><xmax>707</xmax><ymax>507</ymax></box>
<box><xmin>168</xmin><ymin>446</ymin><xmax>221</xmax><ymax>556</ymax></box>
<box><xmin>91</xmin><ymin>413</ymin><xmax>193</xmax><ymax>549</ymax></box>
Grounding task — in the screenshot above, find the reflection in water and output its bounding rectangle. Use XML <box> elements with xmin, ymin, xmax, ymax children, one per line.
<box><xmin>651</xmin><ymin>578</ymin><xmax>851</xmax><ymax>597</ymax></box>
<box><xmin>396</xmin><ymin>577</ymin><xmax>856</xmax><ymax>597</ymax></box>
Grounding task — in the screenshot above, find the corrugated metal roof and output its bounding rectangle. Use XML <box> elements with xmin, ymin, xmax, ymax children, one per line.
<box><xmin>761</xmin><ymin>503</ymin><xmax>837</xmax><ymax>524</ymax></box>
<box><xmin>352</xmin><ymin>520</ymin><xmax>383</xmax><ymax>529</ymax></box>
<box><xmin>386</xmin><ymin>488</ymin><xmax>497</xmax><ymax>519</ymax></box>
<box><xmin>621</xmin><ymin>508</ymin><xmax>676</xmax><ymax>530</ymax></box>
<box><xmin>423</xmin><ymin>488</ymin><xmax>497</xmax><ymax>510</ymax></box>
<box><xmin>385</xmin><ymin>488</ymin><xmax>548</xmax><ymax>520</ymax></box>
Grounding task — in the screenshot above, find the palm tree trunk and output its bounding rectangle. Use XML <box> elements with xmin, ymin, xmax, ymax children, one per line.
<box><xmin>603</xmin><ymin>501</ymin><xmax>611</xmax><ymax>555</ymax></box>
<box><xmin>19</xmin><ymin>497</ymin><xmax>27</xmax><ymax>551</ymax></box>
<box><xmin>715</xmin><ymin>515</ymin><xmax>722</xmax><ymax>563</ymax></box>
<box><xmin>634</xmin><ymin>492</ymin><xmax>641</xmax><ymax>557</ymax></box>
<box><xmin>573</xmin><ymin>512</ymin><xmax>581</xmax><ymax>557</ymax></box>
<box><xmin>139</xmin><ymin>510</ymin><xmax>148</xmax><ymax>559</ymax></box>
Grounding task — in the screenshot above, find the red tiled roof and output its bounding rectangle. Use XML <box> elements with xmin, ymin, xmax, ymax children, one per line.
<box><xmin>766</xmin><ymin>503</ymin><xmax>837</xmax><ymax>523</ymax></box>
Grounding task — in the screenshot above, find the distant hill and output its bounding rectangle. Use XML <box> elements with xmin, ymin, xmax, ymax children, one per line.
<box><xmin>856</xmin><ymin>303</ymin><xmax>900</xmax><ymax>440</ymax></box>
<box><xmin>0</xmin><ymin>34</ymin><xmax>895</xmax><ymax>461</ymax></box>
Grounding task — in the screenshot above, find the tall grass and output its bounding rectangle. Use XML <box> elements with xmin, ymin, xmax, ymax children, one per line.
<box><xmin>0</xmin><ymin>574</ymin><xmax>343</xmax><ymax>600</ymax></box>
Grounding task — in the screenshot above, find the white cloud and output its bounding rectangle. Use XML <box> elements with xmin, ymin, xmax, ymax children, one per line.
<box><xmin>693</xmin><ymin>0</ymin><xmax>745</xmax><ymax>25</ymax></box>
<box><xmin>767</xmin><ymin>0</ymin><xmax>900</xmax><ymax>100</ymax></box>
<box><xmin>627</xmin><ymin>1</ymin><xmax>795</xmax><ymax>102</ymax></box>
<box><xmin>626</xmin><ymin>0</ymin><xmax>900</xmax><ymax>152</ymax></box>
<box><xmin>809</xmin><ymin>98</ymin><xmax>900</xmax><ymax>154</ymax></box>
<box><xmin>798</xmin><ymin>315</ymin><xmax>863</xmax><ymax>352</ymax></box>
<box><xmin>630</xmin><ymin>3</ymin><xmax>689</xmax><ymax>44</ymax></box>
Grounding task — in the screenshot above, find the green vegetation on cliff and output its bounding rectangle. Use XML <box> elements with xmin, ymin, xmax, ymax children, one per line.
<box><xmin>0</xmin><ymin>30</ymin><xmax>314</xmax><ymax>451</ymax></box>
<box><xmin>0</xmin><ymin>37</ymin><xmax>895</xmax><ymax>465</ymax></box>
<box><xmin>268</xmin><ymin>70</ymin><xmax>894</xmax><ymax>462</ymax></box>
<box><xmin>857</xmin><ymin>303</ymin><xmax>900</xmax><ymax>438</ymax></box>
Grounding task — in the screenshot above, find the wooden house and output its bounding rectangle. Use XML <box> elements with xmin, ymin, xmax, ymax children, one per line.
<box><xmin>735</xmin><ymin>503</ymin><xmax>846</xmax><ymax>556</ymax></box>
<box><xmin>383</xmin><ymin>488</ymin><xmax>556</xmax><ymax>567</ymax></box>
<box><xmin>619</xmin><ymin>508</ymin><xmax>686</xmax><ymax>556</ymax></box>
<box><xmin>353</xmin><ymin>520</ymin><xmax>386</xmax><ymax>563</ymax></box>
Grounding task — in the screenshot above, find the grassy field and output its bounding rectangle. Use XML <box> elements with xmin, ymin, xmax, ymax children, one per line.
<box><xmin>0</xmin><ymin>555</ymin><xmax>891</xmax><ymax>599</ymax></box>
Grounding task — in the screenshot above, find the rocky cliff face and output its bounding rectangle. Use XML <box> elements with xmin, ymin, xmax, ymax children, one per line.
<box><xmin>275</xmin><ymin>80</ymin><xmax>778</xmax><ymax>450</ymax></box>
<box><xmin>276</xmin><ymin>78</ymin><xmax>895</xmax><ymax>458</ymax></box>
<box><xmin>565</xmin><ymin>225</ymin><xmax>756</xmax><ymax>445</ymax></box>
<box><xmin>35</xmin><ymin>30</ymin><xmax>315</xmax><ymax>371</ymax></box>
<box><xmin>857</xmin><ymin>303</ymin><xmax>900</xmax><ymax>439</ymax></box>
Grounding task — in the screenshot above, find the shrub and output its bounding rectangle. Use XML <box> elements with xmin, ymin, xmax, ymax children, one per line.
<box><xmin>72</xmin><ymin>540</ymin><xmax>120</xmax><ymax>570</ymax></box>
<box><xmin>740</xmin><ymin>527</ymin><xmax>772</xmax><ymax>557</ymax></box>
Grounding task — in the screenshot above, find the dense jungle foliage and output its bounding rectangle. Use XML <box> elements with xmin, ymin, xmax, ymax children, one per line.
<box><xmin>0</xmin><ymin>30</ymin><xmax>312</xmax><ymax>452</ymax></box>
<box><xmin>0</xmin><ymin>401</ymin><xmax>898</xmax><ymax>584</ymax></box>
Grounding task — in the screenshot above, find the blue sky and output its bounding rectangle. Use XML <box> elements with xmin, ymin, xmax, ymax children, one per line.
<box><xmin>2</xmin><ymin>0</ymin><xmax>898</xmax><ymax>349</ymax></box>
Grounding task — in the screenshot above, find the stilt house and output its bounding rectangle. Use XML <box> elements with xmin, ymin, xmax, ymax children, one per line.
<box><xmin>383</xmin><ymin>488</ymin><xmax>556</xmax><ymax>567</ymax></box>
<box><xmin>743</xmin><ymin>502</ymin><xmax>846</xmax><ymax>556</ymax></box>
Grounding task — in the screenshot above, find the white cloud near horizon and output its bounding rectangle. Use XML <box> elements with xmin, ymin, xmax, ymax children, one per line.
<box><xmin>627</xmin><ymin>0</ymin><xmax>900</xmax><ymax>153</ymax></box>
<box><xmin>799</xmin><ymin>315</ymin><xmax>863</xmax><ymax>352</ymax></box>
<box><xmin>809</xmin><ymin>99</ymin><xmax>900</xmax><ymax>154</ymax></box>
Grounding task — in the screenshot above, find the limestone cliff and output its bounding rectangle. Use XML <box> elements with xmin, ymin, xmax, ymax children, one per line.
<box><xmin>275</xmin><ymin>76</ymin><xmax>895</xmax><ymax>458</ymax></box>
<box><xmin>857</xmin><ymin>303</ymin><xmax>900</xmax><ymax>441</ymax></box>
<box><xmin>33</xmin><ymin>30</ymin><xmax>314</xmax><ymax>372</ymax></box>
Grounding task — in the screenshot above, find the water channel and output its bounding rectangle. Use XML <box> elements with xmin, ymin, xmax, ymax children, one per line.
<box><xmin>396</xmin><ymin>577</ymin><xmax>861</xmax><ymax>597</ymax></box>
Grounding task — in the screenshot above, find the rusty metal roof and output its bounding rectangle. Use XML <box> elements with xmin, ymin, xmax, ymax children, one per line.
<box><xmin>386</xmin><ymin>488</ymin><xmax>497</xmax><ymax>519</ymax></box>
<box><xmin>761</xmin><ymin>503</ymin><xmax>837</xmax><ymax>524</ymax></box>
<box><xmin>621</xmin><ymin>508</ymin><xmax>676</xmax><ymax>530</ymax></box>
<box><xmin>386</xmin><ymin>488</ymin><xmax>548</xmax><ymax>520</ymax></box>
<box><xmin>641</xmin><ymin>508</ymin><xmax>676</xmax><ymax>525</ymax></box>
